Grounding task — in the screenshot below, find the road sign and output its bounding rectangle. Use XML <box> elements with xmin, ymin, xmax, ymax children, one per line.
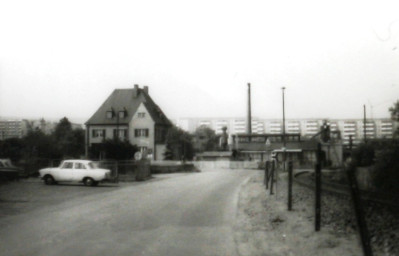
<box><xmin>134</xmin><ymin>152</ymin><xmax>142</xmax><ymax>160</ymax></box>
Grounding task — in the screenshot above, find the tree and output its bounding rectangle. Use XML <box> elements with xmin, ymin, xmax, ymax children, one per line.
<box><xmin>0</xmin><ymin>138</ymin><xmax>24</xmax><ymax>162</ymax></box>
<box><xmin>101</xmin><ymin>138</ymin><xmax>138</xmax><ymax>160</ymax></box>
<box><xmin>164</xmin><ymin>126</ymin><xmax>194</xmax><ymax>160</ymax></box>
<box><xmin>193</xmin><ymin>125</ymin><xmax>219</xmax><ymax>152</ymax></box>
<box><xmin>371</xmin><ymin>139</ymin><xmax>399</xmax><ymax>194</ymax></box>
<box><xmin>23</xmin><ymin>129</ymin><xmax>60</xmax><ymax>159</ymax></box>
<box><xmin>52</xmin><ymin>117</ymin><xmax>84</xmax><ymax>158</ymax></box>
<box><xmin>389</xmin><ymin>100</ymin><xmax>399</xmax><ymax>137</ymax></box>
<box><xmin>389</xmin><ymin>100</ymin><xmax>399</xmax><ymax>121</ymax></box>
<box><xmin>53</xmin><ymin>117</ymin><xmax>73</xmax><ymax>141</ymax></box>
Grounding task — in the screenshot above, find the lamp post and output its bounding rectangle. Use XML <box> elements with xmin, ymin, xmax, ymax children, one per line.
<box><xmin>282</xmin><ymin>87</ymin><xmax>286</xmax><ymax>163</ymax></box>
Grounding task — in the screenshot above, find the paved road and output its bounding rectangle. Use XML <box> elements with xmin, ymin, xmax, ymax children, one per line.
<box><xmin>0</xmin><ymin>168</ymin><xmax>253</xmax><ymax>256</ymax></box>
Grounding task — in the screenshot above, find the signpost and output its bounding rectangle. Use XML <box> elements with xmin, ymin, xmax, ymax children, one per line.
<box><xmin>134</xmin><ymin>152</ymin><xmax>142</xmax><ymax>161</ymax></box>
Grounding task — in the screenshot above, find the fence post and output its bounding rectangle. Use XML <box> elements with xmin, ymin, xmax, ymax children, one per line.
<box><xmin>115</xmin><ymin>161</ymin><xmax>119</xmax><ymax>182</ymax></box>
<box><xmin>315</xmin><ymin>162</ymin><xmax>321</xmax><ymax>231</ymax></box>
<box><xmin>315</xmin><ymin>143</ymin><xmax>322</xmax><ymax>231</ymax></box>
<box><xmin>270</xmin><ymin>160</ymin><xmax>275</xmax><ymax>195</ymax></box>
<box><xmin>346</xmin><ymin>163</ymin><xmax>373</xmax><ymax>256</ymax></box>
<box><xmin>265</xmin><ymin>161</ymin><xmax>269</xmax><ymax>189</ymax></box>
<box><xmin>288</xmin><ymin>161</ymin><xmax>293</xmax><ymax>211</ymax></box>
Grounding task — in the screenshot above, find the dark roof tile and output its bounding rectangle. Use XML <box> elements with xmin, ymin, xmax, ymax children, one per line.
<box><xmin>86</xmin><ymin>88</ymin><xmax>172</xmax><ymax>126</ymax></box>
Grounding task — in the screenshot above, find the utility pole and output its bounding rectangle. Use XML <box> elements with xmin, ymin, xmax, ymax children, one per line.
<box><xmin>282</xmin><ymin>87</ymin><xmax>286</xmax><ymax>149</ymax></box>
<box><xmin>363</xmin><ymin>104</ymin><xmax>367</xmax><ymax>143</ymax></box>
<box><xmin>282</xmin><ymin>87</ymin><xmax>286</xmax><ymax>165</ymax></box>
<box><xmin>247</xmin><ymin>83</ymin><xmax>252</xmax><ymax>134</ymax></box>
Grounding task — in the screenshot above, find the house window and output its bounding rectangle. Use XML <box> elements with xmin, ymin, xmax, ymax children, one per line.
<box><xmin>135</xmin><ymin>129</ymin><xmax>149</xmax><ymax>137</ymax></box>
<box><xmin>138</xmin><ymin>112</ymin><xmax>145</xmax><ymax>118</ymax></box>
<box><xmin>92</xmin><ymin>129</ymin><xmax>106</xmax><ymax>138</ymax></box>
<box><xmin>113</xmin><ymin>129</ymin><xmax>128</xmax><ymax>140</ymax></box>
<box><xmin>138</xmin><ymin>146</ymin><xmax>147</xmax><ymax>153</ymax></box>
<box><xmin>119</xmin><ymin>110</ymin><xmax>127</xmax><ymax>119</ymax></box>
<box><xmin>106</xmin><ymin>111</ymin><xmax>114</xmax><ymax>119</ymax></box>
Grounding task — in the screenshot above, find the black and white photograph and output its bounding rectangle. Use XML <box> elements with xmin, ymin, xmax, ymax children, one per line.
<box><xmin>0</xmin><ymin>0</ymin><xmax>399</xmax><ymax>255</ymax></box>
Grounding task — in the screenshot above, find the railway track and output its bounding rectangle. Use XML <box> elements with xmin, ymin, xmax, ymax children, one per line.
<box><xmin>294</xmin><ymin>170</ymin><xmax>399</xmax><ymax>208</ymax></box>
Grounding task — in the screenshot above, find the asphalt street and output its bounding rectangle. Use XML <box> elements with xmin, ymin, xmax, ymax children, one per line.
<box><xmin>0</xmin><ymin>168</ymin><xmax>254</xmax><ymax>256</ymax></box>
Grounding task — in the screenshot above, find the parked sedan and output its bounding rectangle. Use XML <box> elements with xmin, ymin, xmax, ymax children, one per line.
<box><xmin>39</xmin><ymin>160</ymin><xmax>111</xmax><ymax>186</ymax></box>
<box><xmin>0</xmin><ymin>158</ymin><xmax>24</xmax><ymax>180</ymax></box>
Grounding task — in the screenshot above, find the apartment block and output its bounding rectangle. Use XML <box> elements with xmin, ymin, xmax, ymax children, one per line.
<box><xmin>176</xmin><ymin>117</ymin><xmax>397</xmax><ymax>145</ymax></box>
<box><xmin>0</xmin><ymin>120</ymin><xmax>24</xmax><ymax>140</ymax></box>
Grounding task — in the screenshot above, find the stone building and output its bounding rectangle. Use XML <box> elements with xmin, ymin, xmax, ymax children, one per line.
<box><xmin>85</xmin><ymin>85</ymin><xmax>172</xmax><ymax>160</ymax></box>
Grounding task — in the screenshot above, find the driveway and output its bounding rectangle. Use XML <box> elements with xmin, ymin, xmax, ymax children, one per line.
<box><xmin>0</xmin><ymin>168</ymin><xmax>254</xmax><ymax>256</ymax></box>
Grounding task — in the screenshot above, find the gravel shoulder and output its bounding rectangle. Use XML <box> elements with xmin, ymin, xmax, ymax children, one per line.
<box><xmin>234</xmin><ymin>170</ymin><xmax>363</xmax><ymax>256</ymax></box>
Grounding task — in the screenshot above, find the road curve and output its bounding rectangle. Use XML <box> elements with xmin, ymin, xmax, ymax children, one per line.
<box><xmin>0</xmin><ymin>168</ymin><xmax>254</xmax><ymax>256</ymax></box>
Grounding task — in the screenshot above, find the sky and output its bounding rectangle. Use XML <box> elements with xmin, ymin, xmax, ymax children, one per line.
<box><xmin>0</xmin><ymin>0</ymin><xmax>398</xmax><ymax>124</ymax></box>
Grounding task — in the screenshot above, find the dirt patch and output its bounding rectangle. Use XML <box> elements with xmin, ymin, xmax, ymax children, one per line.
<box><xmin>234</xmin><ymin>171</ymin><xmax>362</xmax><ymax>256</ymax></box>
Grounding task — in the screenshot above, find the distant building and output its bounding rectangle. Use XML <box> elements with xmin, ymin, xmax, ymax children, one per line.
<box><xmin>85</xmin><ymin>85</ymin><xmax>172</xmax><ymax>160</ymax></box>
<box><xmin>0</xmin><ymin>120</ymin><xmax>25</xmax><ymax>140</ymax></box>
<box><xmin>176</xmin><ymin>117</ymin><xmax>397</xmax><ymax>146</ymax></box>
<box><xmin>0</xmin><ymin>118</ymin><xmax>84</xmax><ymax>141</ymax></box>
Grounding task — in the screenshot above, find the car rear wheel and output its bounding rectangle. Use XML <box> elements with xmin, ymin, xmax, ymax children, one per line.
<box><xmin>83</xmin><ymin>177</ymin><xmax>96</xmax><ymax>186</ymax></box>
<box><xmin>44</xmin><ymin>175</ymin><xmax>55</xmax><ymax>185</ymax></box>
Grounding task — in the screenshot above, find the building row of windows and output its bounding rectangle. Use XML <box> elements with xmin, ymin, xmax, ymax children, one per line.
<box><xmin>92</xmin><ymin>128</ymin><xmax>149</xmax><ymax>139</ymax></box>
<box><xmin>105</xmin><ymin>109</ymin><xmax>146</xmax><ymax>119</ymax></box>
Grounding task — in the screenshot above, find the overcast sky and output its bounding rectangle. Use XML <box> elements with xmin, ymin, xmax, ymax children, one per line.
<box><xmin>1</xmin><ymin>0</ymin><xmax>398</xmax><ymax>123</ymax></box>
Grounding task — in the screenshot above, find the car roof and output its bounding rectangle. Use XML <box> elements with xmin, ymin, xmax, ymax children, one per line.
<box><xmin>61</xmin><ymin>160</ymin><xmax>93</xmax><ymax>164</ymax></box>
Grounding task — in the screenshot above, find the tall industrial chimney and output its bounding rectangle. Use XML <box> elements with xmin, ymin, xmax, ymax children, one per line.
<box><xmin>246</xmin><ymin>83</ymin><xmax>252</xmax><ymax>134</ymax></box>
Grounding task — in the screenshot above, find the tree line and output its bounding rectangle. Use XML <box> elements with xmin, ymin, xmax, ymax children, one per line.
<box><xmin>0</xmin><ymin>117</ymin><xmax>222</xmax><ymax>166</ymax></box>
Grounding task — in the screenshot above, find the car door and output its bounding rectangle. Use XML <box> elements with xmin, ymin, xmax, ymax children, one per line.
<box><xmin>73</xmin><ymin>162</ymin><xmax>86</xmax><ymax>181</ymax></box>
<box><xmin>58</xmin><ymin>161</ymin><xmax>74</xmax><ymax>181</ymax></box>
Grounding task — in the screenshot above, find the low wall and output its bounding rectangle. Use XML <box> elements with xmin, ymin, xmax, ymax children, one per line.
<box><xmin>150</xmin><ymin>162</ymin><xmax>199</xmax><ymax>174</ymax></box>
<box><xmin>193</xmin><ymin>160</ymin><xmax>261</xmax><ymax>170</ymax></box>
<box><xmin>97</xmin><ymin>160</ymin><xmax>151</xmax><ymax>182</ymax></box>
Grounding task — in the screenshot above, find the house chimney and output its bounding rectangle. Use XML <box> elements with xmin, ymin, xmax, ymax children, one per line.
<box><xmin>246</xmin><ymin>83</ymin><xmax>252</xmax><ymax>134</ymax></box>
<box><xmin>133</xmin><ymin>84</ymin><xmax>139</xmax><ymax>98</ymax></box>
<box><xmin>143</xmin><ymin>86</ymin><xmax>149</xmax><ymax>94</ymax></box>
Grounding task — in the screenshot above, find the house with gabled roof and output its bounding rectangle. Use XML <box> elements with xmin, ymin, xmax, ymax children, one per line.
<box><xmin>85</xmin><ymin>84</ymin><xmax>172</xmax><ymax>160</ymax></box>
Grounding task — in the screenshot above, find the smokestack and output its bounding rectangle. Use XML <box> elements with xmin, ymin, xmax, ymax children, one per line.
<box><xmin>246</xmin><ymin>83</ymin><xmax>252</xmax><ymax>134</ymax></box>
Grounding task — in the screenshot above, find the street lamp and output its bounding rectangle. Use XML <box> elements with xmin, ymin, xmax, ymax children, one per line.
<box><xmin>282</xmin><ymin>87</ymin><xmax>286</xmax><ymax>149</ymax></box>
<box><xmin>282</xmin><ymin>87</ymin><xmax>287</xmax><ymax>174</ymax></box>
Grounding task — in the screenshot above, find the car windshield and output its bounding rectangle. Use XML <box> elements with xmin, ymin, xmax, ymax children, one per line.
<box><xmin>87</xmin><ymin>162</ymin><xmax>95</xmax><ymax>169</ymax></box>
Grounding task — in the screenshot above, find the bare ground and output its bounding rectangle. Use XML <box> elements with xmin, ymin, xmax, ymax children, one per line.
<box><xmin>234</xmin><ymin>171</ymin><xmax>363</xmax><ymax>256</ymax></box>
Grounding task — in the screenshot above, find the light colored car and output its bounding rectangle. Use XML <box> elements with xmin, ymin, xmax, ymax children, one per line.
<box><xmin>39</xmin><ymin>160</ymin><xmax>111</xmax><ymax>186</ymax></box>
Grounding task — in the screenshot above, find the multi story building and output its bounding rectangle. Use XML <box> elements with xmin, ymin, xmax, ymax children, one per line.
<box><xmin>85</xmin><ymin>85</ymin><xmax>172</xmax><ymax>160</ymax></box>
<box><xmin>176</xmin><ymin>117</ymin><xmax>397</xmax><ymax>145</ymax></box>
<box><xmin>0</xmin><ymin>118</ymin><xmax>84</xmax><ymax>141</ymax></box>
<box><xmin>0</xmin><ymin>120</ymin><xmax>25</xmax><ymax>140</ymax></box>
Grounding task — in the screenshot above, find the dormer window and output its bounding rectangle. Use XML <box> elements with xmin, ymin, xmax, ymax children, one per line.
<box><xmin>106</xmin><ymin>110</ymin><xmax>114</xmax><ymax>119</ymax></box>
<box><xmin>119</xmin><ymin>110</ymin><xmax>127</xmax><ymax>119</ymax></box>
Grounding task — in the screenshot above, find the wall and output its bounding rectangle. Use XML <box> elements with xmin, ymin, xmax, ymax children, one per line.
<box><xmin>88</xmin><ymin>124</ymin><xmax>129</xmax><ymax>144</ymax></box>
<box><xmin>155</xmin><ymin>144</ymin><xmax>166</xmax><ymax>161</ymax></box>
<box><xmin>193</xmin><ymin>160</ymin><xmax>260</xmax><ymax>169</ymax></box>
<box><xmin>129</xmin><ymin>103</ymin><xmax>155</xmax><ymax>154</ymax></box>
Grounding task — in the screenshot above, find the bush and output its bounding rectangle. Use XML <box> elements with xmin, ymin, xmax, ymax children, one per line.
<box><xmin>371</xmin><ymin>140</ymin><xmax>399</xmax><ymax>194</ymax></box>
<box><xmin>102</xmin><ymin>139</ymin><xmax>138</xmax><ymax>160</ymax></box>
<box><xmin>352</xmin><ymin>142</ymin><xmax>375</xmax><ymax>167</ymax></box>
